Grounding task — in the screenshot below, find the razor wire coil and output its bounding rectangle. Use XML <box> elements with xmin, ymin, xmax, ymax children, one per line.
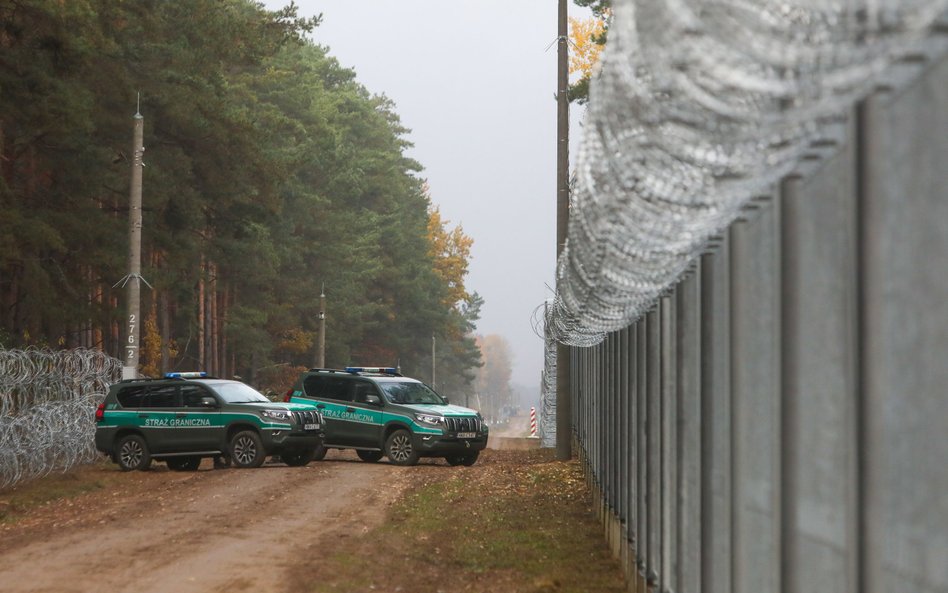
<box><xmin>0</xmin><ymin>348</ymin><xmax>122</xmax><ymax>490</ymax></box>
<box><xmin>547</xmin><ymin>0</ymin><xmax>948</xmax><ymax>346</ymax></box>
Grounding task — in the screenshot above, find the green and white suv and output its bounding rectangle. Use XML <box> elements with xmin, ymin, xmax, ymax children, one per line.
<box><xmin>285</xmin><ymin>367</ymin><xmax>488</xmax><ymax>466</ymax></box>
<box><xmin>95</xmin><ymin>372</ymin><xmax>325</xmax><ymax>471</ymax></box>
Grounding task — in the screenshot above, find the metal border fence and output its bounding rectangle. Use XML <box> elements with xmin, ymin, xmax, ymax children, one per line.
<box><xmin>570</xmin><ymin>54</ymin><xmax>948</xmax><ymax>593</ymax></box>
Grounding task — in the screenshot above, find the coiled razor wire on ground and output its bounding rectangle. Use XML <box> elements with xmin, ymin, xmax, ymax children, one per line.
<box><xmin>547</xmin><ymin>0</ymin><xmax>948</xmax><ymax>346</ymax></box>
<box><xmin>0</xmin><ymin>348</ymin><xmax>122</xmax><ymax>490</ymax></box>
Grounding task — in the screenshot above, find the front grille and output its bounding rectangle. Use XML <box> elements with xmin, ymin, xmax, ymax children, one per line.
<box><xmin>293</xmin><ymin>409</ymin><xmax>322</xmax><ymax>428</ymax></box>
<box><xmin>444</xmin><ymin>416</ymin><xmax>480</xmax><ymax>434</ymax></box>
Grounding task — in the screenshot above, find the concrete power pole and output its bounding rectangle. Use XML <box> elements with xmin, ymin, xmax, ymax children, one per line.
<box><xmin>122</xmin><ymin>105</ymin><xmax>145</xmax><ymax>380</ymax></box>
<box><xmin>316</xmin><ymin>285</ymin><xmax>326</xmax><ymax>368</ymax></box>
<box><xmin>555</xmin><ymin>0</ymin><xmax>573</xmax><ymax>460</ymax></box>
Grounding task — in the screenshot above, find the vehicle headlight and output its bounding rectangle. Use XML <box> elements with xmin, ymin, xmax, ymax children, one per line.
<box><xmin>479</xmin><ymin>417</ymin><xmax>489</xmax><ymax>432</ymax></box>
<box><xmin>260</xmin><ymin>409</ymin><xmax>293</xmax><ymax>422</ymax></box>
<box><xmin>415</xmin><ymin>413</ymin><xmax>443</xmax><ymax>427</ymax></box>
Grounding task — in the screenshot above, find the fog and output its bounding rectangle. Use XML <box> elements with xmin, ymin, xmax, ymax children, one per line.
<box><xmin>264</xmin><ymin>1</ymin><xmax>590</xmax><ymax>394</ymax></box>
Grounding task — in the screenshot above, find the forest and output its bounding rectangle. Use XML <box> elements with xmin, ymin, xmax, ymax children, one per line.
<box><xmin>0</xmin><ymin>0</ymin><xmax>483</xmax><ymax>397</ymax></box>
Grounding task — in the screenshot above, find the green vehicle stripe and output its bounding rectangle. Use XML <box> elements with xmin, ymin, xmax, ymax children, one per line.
<box><xmin>103</xmin><ymin>410</ymin><xmax>290</xmax><ymax>430</ymax></box>
<box><xmin>289</xmin><ymin>396</ymin><xmax>443</xmax><ymax>435</ymax></box>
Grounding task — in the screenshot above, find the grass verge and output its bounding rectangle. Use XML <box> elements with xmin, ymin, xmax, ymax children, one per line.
<box><xmin>294</xmin><ymin>448</ymin><xmax>627</xmax><ymax>593</ymax></box>
<box><xmin>0</xmin><ymin>460</ymin><xmax>116</xmax><ymax>524</ymax></box>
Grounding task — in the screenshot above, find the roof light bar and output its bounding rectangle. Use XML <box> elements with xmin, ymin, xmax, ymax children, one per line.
<box><xmin>165</xmin><ymin>371</ymin><xmax>207</xmax><ymax>379</ymax></box>
<box><xmin>345</xmin><ymin>367</ymin><xmax>397</xmax><ymax>375</ymax></box>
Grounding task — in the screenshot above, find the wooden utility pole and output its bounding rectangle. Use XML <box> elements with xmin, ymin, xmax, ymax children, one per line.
<box><xmin>555</xmin><ymin>0</ymin><xmax>573</xmax><ymax>460</ymax></box>
<box><xmin>121</xmin><ymin>106</ymin><xmax>145</xmax><ymax>380</ymax></box>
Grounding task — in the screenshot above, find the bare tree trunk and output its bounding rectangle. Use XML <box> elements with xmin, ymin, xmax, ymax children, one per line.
<box><xmin>160</xmin><ymin>287</ymin><xmax>171</xmax><ymax>373</ymax></box>
<box><xmin>220</xmin><ymin>283</ymin><xmax>229</xmax><ymax>378</ymax></box>
<box><xmin>209</xmin><ymin>261</ymin><xmax>218</xmax><ymax>376</ymax></box>
<box><xmin>198</xmin><ymin>254</ymin><xmax>206</xmax><ymax>370</ymax></box>
<box><xmin>110</xmin><ymin>294</ymin><xmax>120</xmax><ymax>358</ymax></box>
<box><xmin>10</xmin><ymin>264</ymin><xmax>23</xmax><ymax>341</ymax></box>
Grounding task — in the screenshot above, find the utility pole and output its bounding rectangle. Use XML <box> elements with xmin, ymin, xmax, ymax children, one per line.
<box><xmin>121</xmin><ymin>103</ymin><xmax>145</xmax><ymax>380</ymax></box>
<box><xmin>555</xmin><ymin>0</ymin><xmax>573</xmax><ymax>460</ymax></box>
<box><xmin>316</xmin><ymin>284</ymin><xmax>326</xmax><ymax>368</ymax></box>
<box><xmin>431</xmin><ymin>334</ymin><xmax>436</xmax><ymax>390</ymax></box>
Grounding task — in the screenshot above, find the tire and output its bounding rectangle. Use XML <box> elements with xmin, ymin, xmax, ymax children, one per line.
<box><xmin>229</xmin><ymin>430</ymin><xmax>266</xmax><ymax>468</ymax></box>
<box><xmin>445</xmin><ymin>451</ymin><xmax>479</xmax><ymax>467</ymax></box>
<box><xmin>356</xmin><ymin>450</ymin><xmax>384</xmax><ymax>463</ymax></box>
<box><xmin>282</xmin><ymin>448</ymin><xmax>316</xmax><ymax>467</ymax></box>
<box><xmin>116</xmin><ymin>434</ymin><xmax>151</xmax><ymax>472</ymax></box>
<box><xmin>166</xmin><ymin>456</ymin><xmax>201</xmax><ymax>471</ymax></box>
<box><xmin>384</xmin><ymin>429</ymin><xmax>419</xmax><ymax>466</ymax></box>
<box><xmin>311</xmin><ymin>444</ymin><xmax>328</xmax><ymax>461</ymax></box>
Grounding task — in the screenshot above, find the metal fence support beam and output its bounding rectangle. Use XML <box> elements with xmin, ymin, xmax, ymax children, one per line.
<box><xmin>676</xmin><ymin>267</ymin><xmax>702</xmax><ymax>593</ymax></box>
<box><xmin>860</xmin><ymin>56</ymin><xmax>948</xmax><ymax>593</ymax></box>
<box><xmin>700</xmin><ymin>237</ymin><xmax>732</xmax><ymax>593</ymax></box>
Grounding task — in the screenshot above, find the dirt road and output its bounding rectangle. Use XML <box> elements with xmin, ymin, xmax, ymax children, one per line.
<box><xmin>0</xmin><ymin>450</ymin><xmax>409</xmax><ymax>593</ymax></box>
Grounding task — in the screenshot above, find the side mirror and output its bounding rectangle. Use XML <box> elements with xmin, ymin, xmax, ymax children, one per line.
<box><xmin>443</xmin><ymin>397</ymin><xmax>449</xmax><ymax>404</ymax></box>
<box><xmin>200</xmin><ymin>396</ymin><xmax>219</xmax><ymax>408</ymax></box>
<box><xmin>365</xmin><ymin>394</ymin><xmax>382</xmax><ymax>406</ymax></box>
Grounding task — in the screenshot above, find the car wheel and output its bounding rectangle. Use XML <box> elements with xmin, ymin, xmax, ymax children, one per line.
<box><xmin>384</xmin><ymin>429</ymin><xmax>419</xmax><ymax>466</ymax></box>
<box><xmin>282</xmin><ymin>448</ymin><xmax>316</xmax><ymax>467</ymax></box>
<box><xmin>166</xmin><ymin>456</ymin><xmax>201</xmax><ymax>471</ymax></box>
<box><xmin>230</xmin><ymin>430</ymin><xmax>266</xmax><ymax>468</ymax></box>
<box><xmin>311</xmin><ymin>444</ymin><xmax>328</xmax><ymax>461</ymax></box>
<box><xmin>116</xmin><ymin>434</ymin><xmax>151</xmax><ymax>472</ymax></box>
<box><xmin>356</xmin><ymin>450</ymin><xmax>384</xmax><ymax>463</ymax></box>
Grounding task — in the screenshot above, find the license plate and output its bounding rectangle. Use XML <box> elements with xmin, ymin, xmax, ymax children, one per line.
<box><xmin>304</xmin><ymin>423</ymin><xmax>319</xmax><ymax>431</ymax></box>
<box><xmin>457</xmin><ymin>432</ymin><xmax>476</xmax><ymax>439</ymax></box>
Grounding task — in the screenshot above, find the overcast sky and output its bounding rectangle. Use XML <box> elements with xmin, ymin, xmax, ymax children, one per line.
<box><xmin>263</xmin><ymin>1</ymin><xmax>590</xmax><ymax>391</ymax></box>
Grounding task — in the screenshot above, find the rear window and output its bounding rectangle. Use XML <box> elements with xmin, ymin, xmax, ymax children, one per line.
<box><xmin>303</xmin><ymin>375</ymin><xmax>352</xmax><ymax>402</ymax></box>
<box><xmin>116</xmin><ymin>384</ymin><xmax>178</xmax><ymax>408</ymax></box>
<box><xmin>142</xmin><ymin>385</ymin><xmax>178</xmax><ymax>408</ymax></box>
<box><xmin>116</xmin><ymin>385</ymin><xmax>147</xmax><ymax>408</ymax></box>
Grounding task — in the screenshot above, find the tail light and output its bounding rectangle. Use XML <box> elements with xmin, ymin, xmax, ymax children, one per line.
<box><xmin>95</xmin><ymin>402</ymin><xmax>106</xmax><ymax>422</ymax></box>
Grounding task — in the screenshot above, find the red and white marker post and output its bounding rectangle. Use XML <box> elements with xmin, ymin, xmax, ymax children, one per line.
<box><xmin>529</xmin><ymin>406</ymin><xmax>539</xmax><ymax>438</ymax></box>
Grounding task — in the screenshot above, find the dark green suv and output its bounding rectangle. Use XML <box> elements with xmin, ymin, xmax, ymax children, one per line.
<box><xmin>284</xmin><ymin>367</ymin><xmax>488</xmax><ymax>466</ymax></box>
<box><xmin>95</xmin><ymin>372</ymin><xmax>325</xmax><ymax>471</ymax></box>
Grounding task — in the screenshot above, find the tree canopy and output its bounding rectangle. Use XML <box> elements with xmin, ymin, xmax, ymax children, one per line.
<box><xmin>569</xmin><ymin>1</ymin><xmax>610</xmax><ymax>104</ymax></box>
<box><xmin>0</xmin><ymin>0</ymin><xmax>482</xmax><ymax>397</ymax></box>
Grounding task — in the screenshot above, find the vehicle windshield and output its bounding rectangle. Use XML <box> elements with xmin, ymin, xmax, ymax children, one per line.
<box><xmin>379</xmin><ymin>381</ymin><xmax>445</xmax><ymax>405</ymax></box>
<box><xmin>208</xmin><ymin>382</ymin><xmax>271</xmax><ymax>404</ymax></box>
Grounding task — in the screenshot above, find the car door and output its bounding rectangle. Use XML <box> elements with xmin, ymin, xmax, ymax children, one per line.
<box><xmin>342</xmin><ymin>380</ymin><xmax>384</xmax><ymax>448</ymax></box>
<box><xmin>180</xmin><ymin>384</ymin><xmax>222</xmax><ymax>452</ymax></box>
<box><xmin>137</xmin><ymin>384</ymin><xmax>179</xmax><ymax>453</ymax></box>
<box><xmin>302</xmin><ymin>375</ymin><xmax>352</xmax><ymax>445</ymax></box>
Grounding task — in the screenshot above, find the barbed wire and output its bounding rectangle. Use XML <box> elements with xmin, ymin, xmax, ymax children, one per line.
<box><xmin>0</xmin><ymin>348</ymin><xmax>122</xmax><ymax>490</ymax></box>
<box><xmin>533</xmin><ymin>303</ymin><xmax>557</xmax><ymax>448</ymax></box>
<box><xmin>547</xmin><ymin>0</ymin><xmax>948</xmax><ymax>345</ymax></box>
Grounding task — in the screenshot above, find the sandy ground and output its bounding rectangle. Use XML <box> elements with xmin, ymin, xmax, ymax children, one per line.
<box><xmin>0</xmin><ymin>416</ymin><xmax>545</xmax><ymax>593</ymax></box>
<box><xmin>0</xmin><ymin>449</ymin><xmax>409</xmax><ymax>593</ymax></box>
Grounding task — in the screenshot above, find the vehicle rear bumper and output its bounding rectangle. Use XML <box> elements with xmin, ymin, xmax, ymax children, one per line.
<box><xmin>94</xmin><ymin>427</ymin><xmax>117</xmax><ymax>455</ymax></box>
